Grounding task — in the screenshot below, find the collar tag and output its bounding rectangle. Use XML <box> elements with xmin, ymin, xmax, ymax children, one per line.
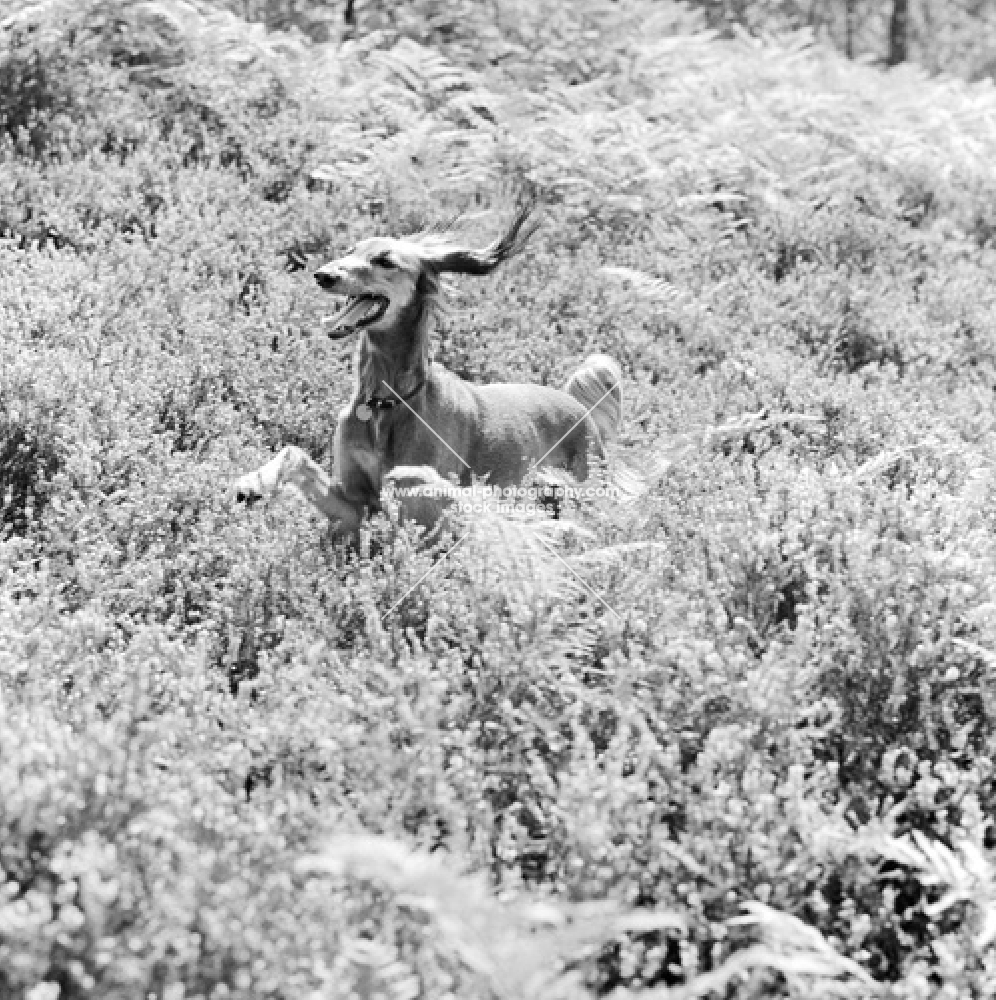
<box><xmin>355</xmin><ymin>403</ymin><xmax>373</xmax><ymax>422</ymax></box>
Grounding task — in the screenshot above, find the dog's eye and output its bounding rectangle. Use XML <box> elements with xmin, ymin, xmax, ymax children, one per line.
<box><xmin>371</xmin><ymin>254</ymin><xmax>396</xmax><ymax>269</ymax></box>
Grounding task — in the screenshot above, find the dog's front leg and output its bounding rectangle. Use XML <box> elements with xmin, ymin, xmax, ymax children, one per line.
<box><xmin>235</xmin><ymin>445</ymin><xmax>363</xmax><ymax>535</ymax></box>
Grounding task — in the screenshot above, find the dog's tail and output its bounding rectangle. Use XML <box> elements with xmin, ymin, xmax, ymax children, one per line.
<box><xmin>565</xmin><ymin>353</ymin><xmax>623</xmax><ymax>448</ymax></box>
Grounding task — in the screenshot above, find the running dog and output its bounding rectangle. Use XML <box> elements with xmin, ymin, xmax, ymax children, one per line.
<box><xmin>234</xmin><ymin>207</ymin><xmax>622</xmax><ymax>540</ymax></box>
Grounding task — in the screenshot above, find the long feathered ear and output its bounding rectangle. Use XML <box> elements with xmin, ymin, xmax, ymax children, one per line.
<box><xmin>418</xmin><ymin>204</ymin><xmax>541</xmax><ymax>275</ymax></box>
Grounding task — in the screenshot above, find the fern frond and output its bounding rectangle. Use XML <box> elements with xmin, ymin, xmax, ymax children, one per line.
<box><xmin>299</xmin><ymin>835</ymin><xmax>684</xmax><ymax>999</ymax></box>
<box><xmin>570</xmin><ymin>541</ymin><xmax>669</xmax><ymax>566</ymax></box>
<box><xmin>648</xmin><ymin>903</ymin><xmax>879</xmax><ymax>1000</ymax></box>
<box><xmin>601</xmin><ymin>265</ymin><xmax>684</xmax><ymax>303</ymax></box>
<box><xmin>371</xmin><ymin>38</ymin><xmax>470</xmax><ymax>97</ymax></box>
<box><xmin>464</xmin><ymin>503</ymin><xmax>591</xmax><ymax>612</ymax></box>
<box><xmin>867</xmin><ymin>830</ymin><xmax>996</xmax><ymax>946</ymax></box>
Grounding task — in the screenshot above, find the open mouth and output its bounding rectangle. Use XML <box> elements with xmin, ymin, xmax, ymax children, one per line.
<box><xmin>324</xmin><ymin>295</ymin><xmax>389</xmax><ymax>338</ymax></box>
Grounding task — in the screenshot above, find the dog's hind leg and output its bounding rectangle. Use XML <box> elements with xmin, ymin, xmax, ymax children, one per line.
<box><xmin>234</xmin><ymin>445</ymin><xmax>363</xmax><ymax>535</ymax></box>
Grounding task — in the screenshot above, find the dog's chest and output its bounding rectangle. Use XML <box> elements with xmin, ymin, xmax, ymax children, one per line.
<box><xmin>348</xmin><ymin>408</ymin><xmax>407</xmax><ymax>486</ymax></box>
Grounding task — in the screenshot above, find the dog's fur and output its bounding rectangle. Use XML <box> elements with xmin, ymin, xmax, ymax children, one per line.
<box><xmin>234</xmin><ymin>207</ymin><xmax>622</xmax><ymax>540</ymax></box>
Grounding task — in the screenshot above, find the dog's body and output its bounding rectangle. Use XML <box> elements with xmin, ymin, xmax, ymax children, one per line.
<box><xmin>235</xmin><ymin>208</ymin><xmax>622</xmax><ymax>539</ymax></box>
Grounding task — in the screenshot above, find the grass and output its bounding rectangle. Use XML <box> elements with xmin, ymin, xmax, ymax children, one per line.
<box><xmin>4</xmin><ymin>0</ymin><xmax>996</xmax><ymax>997</ymax></box>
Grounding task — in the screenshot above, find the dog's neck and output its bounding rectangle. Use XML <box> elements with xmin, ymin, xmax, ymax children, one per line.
<box><xmin>354</xmin><ymin>274</ymin><xmax>436</xmax><ymax>401</ymax></box>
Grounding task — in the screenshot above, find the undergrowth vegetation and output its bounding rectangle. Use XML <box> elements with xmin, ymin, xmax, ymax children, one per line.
<box><xmin>4</xmin><ymin>0</ymin><xmax>996</xmax><ymax>997</ymax></box>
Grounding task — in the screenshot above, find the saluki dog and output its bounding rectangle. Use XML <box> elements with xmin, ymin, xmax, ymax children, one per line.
<box><xmin>234</xmin><ymin>207</ymin><xmax>623</xmax><ymax>540</ymax></box>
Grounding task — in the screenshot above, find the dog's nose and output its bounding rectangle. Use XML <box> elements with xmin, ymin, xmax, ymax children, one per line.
<box><xmin>315</xmin><ymin>268</ymin><xmax>341</xmax><ymax>290</ymax></box>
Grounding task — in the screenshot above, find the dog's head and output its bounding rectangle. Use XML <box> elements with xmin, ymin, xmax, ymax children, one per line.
<box><xmin>315</xmin><ymin>237</ymin><xmax>425</xmax><ymax>339</ymax></box>
<box><xmin>315</xmin><ymin>205</ymin><xmax>540</xmax><ymax>339</ymax></box>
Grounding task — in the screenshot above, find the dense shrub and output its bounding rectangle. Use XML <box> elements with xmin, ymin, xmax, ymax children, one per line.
<box><xmin>0</xmin><ymin>403</ymin><xmax>61</xmax><ymax>537</ymax></box>
<box><xmin>4</xmin><ymin>1</ymin><xmax>996</xmax><ymax>997</ymax></box>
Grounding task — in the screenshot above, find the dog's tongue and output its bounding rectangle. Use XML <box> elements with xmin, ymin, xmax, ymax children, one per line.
<box><xmin>331</xmin><ymin>297</ymin><xmax>379</xmax><ymax>331</ymax></box>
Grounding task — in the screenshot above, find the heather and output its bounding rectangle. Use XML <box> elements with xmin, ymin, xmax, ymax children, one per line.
<box><xmin>3</xmin><ymin>1</ymin><xmax>996</xmax><ymax>997</ymax></box>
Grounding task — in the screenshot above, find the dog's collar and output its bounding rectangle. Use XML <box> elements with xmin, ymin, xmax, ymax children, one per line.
<box><xmin>355</xmin><ymin>376</ymin><xmax>427</xmax><ymax>422</ymax></box>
